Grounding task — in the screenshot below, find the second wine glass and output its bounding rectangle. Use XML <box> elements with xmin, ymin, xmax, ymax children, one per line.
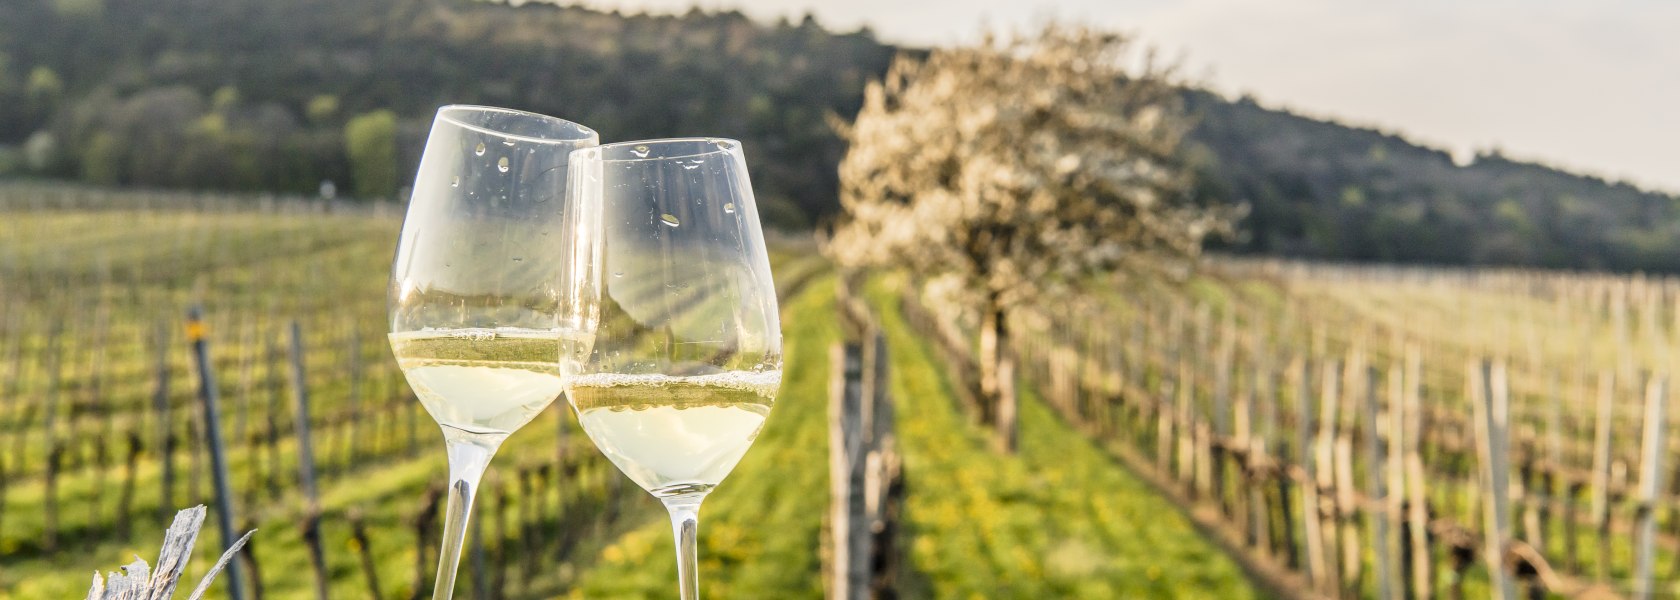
<box><xmin>564</xmin><ymin>138</ymin><xmax>783</xmax><ymax>600</ymax></box>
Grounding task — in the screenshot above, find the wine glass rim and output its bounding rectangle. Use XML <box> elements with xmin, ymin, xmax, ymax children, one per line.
<box><xmin>436</xmin><ymin>104</ymin><xmax>599</xmax><ymax>145</ymax></box>
<box><xmin>587</xmin><ymin>137</ymin><xmax>741</xmax><ymax>163</ymax></box>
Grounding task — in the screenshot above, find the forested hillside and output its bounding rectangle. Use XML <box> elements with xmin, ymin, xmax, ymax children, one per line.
<box><xmin>2</xmin><ymin>0</ymin><xmax>1677</xmax><ymax>270</ymax></box>
<box><xmin>1189</xmin><ymin>92</ymin><xmax>1680</xmax><ymax>271</ymax></box>
<box><xmin>0</xmin><ymin>0</ymin><xmax>892</xmax><ymax>226</ymax></box>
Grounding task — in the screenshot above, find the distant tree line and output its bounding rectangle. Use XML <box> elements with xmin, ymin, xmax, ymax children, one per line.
<box><xmin>1186</xmin><ymin>92</ymin><xmax>1680</xmax><ymax>271</ymax></box>
<box><xmin>1</xmin><ymin>0</ymin><xmax>1677</xmax><ymax>271</ymax></box>
<box><xmin>0</xmin><ymin>0</ymin><xmax>893</xmax><ymax>227</ymax></box>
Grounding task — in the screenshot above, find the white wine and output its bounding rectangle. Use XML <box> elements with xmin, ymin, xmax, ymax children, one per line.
<box><xmin>390</xmin><ymin>328</ymin><xmax>585</xmax><ymax>436</ymax></box>
<box><xmin>569</xmin><ymin>370</ymin><xmax>781</xmax><ymax>496</ymax></box>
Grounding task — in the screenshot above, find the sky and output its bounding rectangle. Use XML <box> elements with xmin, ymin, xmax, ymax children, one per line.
<box><xmin>576</xmin><ymin>0</ymin><xmax>1680</xmax><ymax>194</ymax></box>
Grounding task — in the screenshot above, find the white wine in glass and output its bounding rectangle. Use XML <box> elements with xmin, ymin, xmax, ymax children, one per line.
<box><xmin>389</xmin><ymin>328</ymin><xmax>588</xmax><ymax>435</ymax></box>
<box><xmin>569</xmin><ymin>371</ymin><xmax>781</xmax><ymax>493</ymax></box>
<box><xmin>565</xmin><ymin>138</ymin><xmax>783</xmax><ymax>600</ymax></box>
<box><xmin>388</xmin><ymin>105</ymin><xmax>599</xmax><ymax>600</ymax></box>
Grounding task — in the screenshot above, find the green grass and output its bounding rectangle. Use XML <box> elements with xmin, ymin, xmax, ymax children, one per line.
<box><xmin>565</xmin><ymin>274</ymin><xmax>1265</xmax><ymax>598</ymax></box>
<box><xmin>3</xmin><ymin>197</ymin><xmax>1271</xmax><ymax>599</ymax></box>
<box><xmin>868</xmin><ymin>277</ymin><xmax>1263</xmax><ymax>599</ymax></box>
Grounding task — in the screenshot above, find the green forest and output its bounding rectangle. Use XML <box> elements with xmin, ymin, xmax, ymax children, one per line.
<box><xmin>2</xmin><ymin>0</ymin><xmax>1677</xmax><ymax>271</ymax></box>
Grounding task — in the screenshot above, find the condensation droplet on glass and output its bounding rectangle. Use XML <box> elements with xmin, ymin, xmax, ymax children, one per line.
<box><xmin>612</xmin><ymin>271</ymin><xmax>624</xmax><ymax>278</ymax></box>
<box><xmin>632</xmin><ymin>145</ymin><xmax>650</xmax><ymax>158</ymax></box>
<box><xmin>497</xmin><ymin>157</ymin><xmax>510</xmax><ymax>172</ymax></box>
<box><xmin>723</xmin><ymin>202</ymin><xmax>736</xmax><ymax>214</ymax></box>
<box><xmin>451</xmin><ymin>176</ymin><xmax>460</xmax><ymax>188</ymax></box>
<box><xmin>713</xmin><ymin>139</ymin><xmax>732</xmax><ymax>150</ymax></box>
<box><xmin>512</xmin><ymin>257</ymin><xmax>523</xmax><ymax>262</ymax></box>
<box><xmin>660</xmin><ymin>213</ymin><xmax>680</xmax><ymax>227</ymax></box>
<box><xmin>682</xmin><ymin>162</ymin><xmax>700</xmax><ymax>170</ymax></box>
<box><xmin>474</xmin><ymin>142</ymin><xmax>487</xmax><ymax>156</ymax></box>
<box><xmin>503</xmin><ymin>140</ymin><xmax>516</xmax><ymax>147</ymax></box>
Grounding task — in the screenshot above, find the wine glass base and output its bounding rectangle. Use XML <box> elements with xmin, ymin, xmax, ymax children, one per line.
<box><xmin>652</xmin><ymin>482</ymin><xmax>716</xmax><ymax>500</ymax></box>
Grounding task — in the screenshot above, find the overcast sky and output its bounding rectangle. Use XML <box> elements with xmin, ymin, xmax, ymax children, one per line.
<box><xmin>577</xmin><ymin>0</ymin><xmax>1680</xmax><ymax>194</ymax></box>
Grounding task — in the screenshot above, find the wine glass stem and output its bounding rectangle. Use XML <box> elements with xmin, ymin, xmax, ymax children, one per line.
<box><xmin>663</xmin><ymin>497</ymin><xmax>704</xmax><ymax>600</ymax></box>
<box><xmin>433</xmin><ymin>435</ymin><xmax>498</xmax><ymax>600</ymax></box>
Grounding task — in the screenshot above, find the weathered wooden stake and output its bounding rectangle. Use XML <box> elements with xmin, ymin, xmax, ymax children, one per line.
<box><xmin>1317</xmin><ymin>359</ymin><xmax>1343</xmax><ymax>595</ymax></box>
<box><xmin>1364</xmin><ymin>365</ymin><xmax>1394</xmax><ymax>600</ymax></box>
<box><xmin>1299</xmin><ymin>359</ymin><xmax>1328</xmax><ymax>592</ymax></box>
<box><xmin>829</xmin><ymin>340</ymin><xmax>870</xmax><ymax>600</ymax></box>
<box><xmin>1589</xmin><ymin>370</ymin><xmax>1614</xmax><ymax>580</ymax></box>
<box><xmin>1470</xmin><ymin>359</ymin><xmax>1515</xmax><ymax>600</ymax></box>
<box><xmin>1632</xmin><ymin>374</ymin><xmax>1668</xmax><ymax>600</ymax></box>
<box><xmin>186</xmin><ymin>306</ymin><xmax>246</xmax><ymax>600</ymax></box>
<box><xmin>287</xmin><ymin>321</ymin><xmax>329</xmax><ymax>600</ymax></box>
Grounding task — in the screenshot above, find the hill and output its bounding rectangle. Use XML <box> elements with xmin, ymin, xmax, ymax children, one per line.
<box><xmin>0</xmin><ymin>0</ymin><xmax>893</xmax><ymax>227</ymax></box>
<box><xmin>2</xmin><ymin>0</ymin><xmax>1677</xmax><ymax>270</ymax></box>
<box><xmin>1188</xmin><ymin>92</ymin><xmax>1680</xmax><ymax>271</ymax></box>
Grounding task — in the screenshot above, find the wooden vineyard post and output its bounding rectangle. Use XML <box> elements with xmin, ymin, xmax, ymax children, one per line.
<box><xmin>186</xmin><ymin>306</ymin><xmax>247</xmax><ymax>600</ymax></box>
<box><xmin>1317</xmin><ymin>359</ymin><xmax>1343</xmax><ymax>595</ymax></box>
<box><xmin>1632</xmin><ymin>374</ymin><xmax>1668</xmax><ymax>600</ymax></box>
<box><xmin>1364</xmin><ymin>365</ymin><xmax>1395</xmax><ymax>600</ymax></box>
<box><xmin>1403</xmin><ymin>345</ymin><xmax>1432</xmax><ymax>600</ymax></box>
<box><xmin>828</xmin><ymin>284</ymin><xmax>901</xmax><ymax>600</ymax></box>
<box><xmin>1247</xmin><ymin>345</ymin><xmax>1275</xmax><ymax>557</ymax></box>
<box><xmin>1545</xmin><ymin>372</ymin><xmax>1569</xmax><ymax>572</ymax></box>
<box><xmin>829</xmin><ymin>338</ymin><xmax>868</xmax><ymax>600</ymax></box>
<box><xmin>288</xmin><ymin>321</ymin><xmax>330</xmax><ymax>600</ymax></box>
<box><xmin>1470</xmin><ymin>359</ymin><xmax>1515</xmax><ymax>600</ymax></box>
<box><xmin>1160</xmin><ymin>307</ymin><xmax>1180</xmax><ymax>477</ymax></box>
<box><xmin>1212</xmin><ymin>312</ymin><xmax>1235</xmax><ymax>518</ymax></box>
<box><xmin>1158</xmin><ymin>374</ymin><xmax>1175</xmax><ymax>476</ymax></box>
<box><xmin>1298</xmin><ymin>359</ymin><xmax>1328</xmax><ymax>592</ymax></box>
<box><xmin>1232</xmin><ymin>342</ymin><xmax>1254</xmax><ymax>548</ymax></box>
<box><xmin>866</xmin><ymin>331</ymin><xmax>903</xmax><ymax>599</ymax></box>
<box><xmin>1589</xmin><ymin>371</ymin><xmax>1614</xmax><ymax>580</ymax></box>
<box><xmin>1335</xmin><ymin>355</ymin><xmax>1362</xmax><ymax>596</ymax></box>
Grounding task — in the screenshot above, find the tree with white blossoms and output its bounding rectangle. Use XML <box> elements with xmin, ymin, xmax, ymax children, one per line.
<box><xmin>828</xmin><ymin>25</ymin><xmax>1237</xmax><ymax>453</ymax></box>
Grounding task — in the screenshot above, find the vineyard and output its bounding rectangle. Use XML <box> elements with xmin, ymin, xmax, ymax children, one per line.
<box><xmin>0</xmin><ymin>186</ymin><xmax>1251</xmax><ymax>598</ymax></box>
<box><xmin>5</xmin><ymin>184</ymin><xmax>1676</xmax><ymax>599</ymax></box>
<box><xmin>978</xmin><ymin>260</ymin><xmax>1680</xmax><ymax>599</ymax></box>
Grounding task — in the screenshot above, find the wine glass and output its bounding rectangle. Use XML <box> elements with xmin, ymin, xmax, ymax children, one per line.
<box><xmin>388</xmin><ymin>105</ymin><xmax>599</xmax><ymax>600</ymax></box>
<box><xmin>564</xmin><ymin>138</ymin><xmax>783</xmax><ymax>600</ymax></box>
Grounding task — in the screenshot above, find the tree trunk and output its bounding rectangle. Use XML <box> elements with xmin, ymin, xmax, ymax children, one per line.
<box><xmin>980</xmin><ymin>302</ymin><xmax>1018</xmax><ymax>454</ymax></box>
<box><xmin>995</xmin><ymin>350</ymin><xmax>1018</xmax><ymax>454</ymax></box>
<box><xmin>978</xmin><ymin>305</ymin><xmax>1001</xmax><ymax>426</ymax></box>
